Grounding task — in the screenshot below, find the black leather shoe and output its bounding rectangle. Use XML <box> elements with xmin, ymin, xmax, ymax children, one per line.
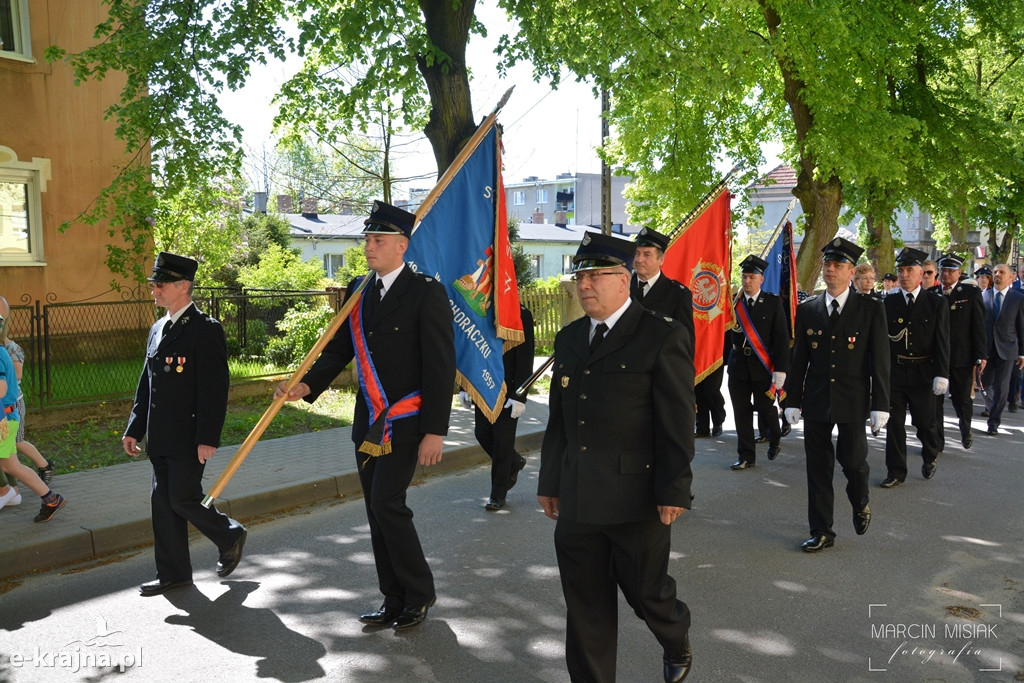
<box><xmin>922</xmin><ymin>461</ymin><xmax>937</xmax><ymax>480</ymax></box>
<box><xmin>663</xmin><ymin>633</ymin><xmax>692</xmax><ymax>682</ymax></box>
<box><xmin>710</xmin><ymin>424</ymin><xmax>723</xmax><ymax>437</ymax></box>
<box><xmin>801</xmin><ymin>535</ymin><xmax>834</xmax><ymax>553</ymax></box>
<box><xmin>767</xmin><ymin>441</ymin><xmax>781</xmax><ymax>460</ymax></box>
<box><xmin>780</xmin><ymin>423</ymin><xmax>792</xmax><ymax>437</ymax></box>
<box><xmin>853</xmin><ymin>505</ymin><xmax>871</xmax><ymax>535</ymax></box>
<box><xmin>484</xmin><ymin>497</ymin><xmax>506</xmax><ymax>511</ymax></box>
<box><xmin>1009</xmin><ymin>403</ymin><xmax>1018</xmax><ymax>413</ymax></box>
<box><xmin>987</xmin><ymin>426</ymin><xmax>999</xmax><ymax>435</ymax></box>
<box><xmin>981</xmin><ymin>409</ymin><xmax>990</xmax><ymax>417</ymax></box>
<box><xmin>393</xmin><ymin>596</ymin><xmax>436</xmax><ymax>630</ymax></box>
<box><xmin>730</xmin><ymin>460</ymin><xmax>755</xmax><ymax>470</ymax></box>
<box><xmin>962</xmin><ymin>432</ymin><xmax>973</xmax><ymax>449</ymax></box>
<box><xmin>359</xmin><ymin>603</ymin><xmax>403</xmax><ymax>627</ymax></box>
<box><xmin>217</xmin><ymin>527</ymin><xmax>247</xmax><ymax>578</ymax></box>
<box><xmin>508</xmin><ymin>455</ymin><xmax>527</xmax><ymax>491</ymax></box>
<box><xmin>694</xmin><ymin>430</ymin><xmax>710</xmax><ymax>438</ymax></box>
<box><xmin>879</xmin><ymin>477</ymin><xmax>903</xmax><ymax>489</ymax></box>
<box><xmin>140</xmin><ymin>579</ymin><xmax>193</xmax><ymax>597</ymax></box>
<box><xmin>755</xmin><ymin>434</ymin><xmax>769</xmax><ymax>444</ymax></box>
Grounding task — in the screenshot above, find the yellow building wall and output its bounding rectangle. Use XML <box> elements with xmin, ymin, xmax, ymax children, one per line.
<box><xmin>0</xmin><ymin>0</ymin><xmax>143</xmax><ymax>304</ymax></box>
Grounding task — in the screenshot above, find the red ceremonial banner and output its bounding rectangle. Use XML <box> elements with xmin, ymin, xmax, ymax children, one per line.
<box><xmin>494</xmin><ymin>137</ymin><xmax>524</xmax><ymax>346</ymax></box>
<box><xmin>661</xmin><ymin>189</ymin><xmax>734</xmax><ymax>383</ymax></box>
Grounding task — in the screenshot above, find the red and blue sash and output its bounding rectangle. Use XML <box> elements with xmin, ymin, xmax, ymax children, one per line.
<box><xmin>734</xmin><ymin>297</ymin><xmax>786</xmax><ymax>401</ymax></box>
<box><xmin>350</xmin><ymin>282</ymin><xmax>422</xmax><ymax>457</ymax></box>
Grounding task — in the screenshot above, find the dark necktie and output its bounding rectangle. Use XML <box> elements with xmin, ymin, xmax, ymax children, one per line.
<box><xmin>161</xmin><ymin>319</ymin><xmax>172</xmax><ymax>339</ymax></box>
<box><xmin>995</xmin><ymin>291</ymin><xmax>1003</xmax><ymax>318</ymax></box>
<box><xmin>906</xmin><ymin>293</ymin><xmax>914</xmax><ymax>309</ymax></box>
<box><xmin>829</xmin><ymin>299</ymin><xmax>840</xmax><ymax>325</ymax></box>
<box><xmin>747</xmin><ymin>297</ymin><xmax>755</xmax><ymax>309</ymax></box>
<box><xmin>640</xmin><ymin>281</ymin><xmax>648</xmax><ymax>297</ymax></box>
<box><xmin>590</xmin><ymin>322</ymin><xmax>608</xmax><ymax>355</ymax></box>
<box><xmin>366</xmin><ymin>278</ymin><xmax>383</xmax><ymax>316</ymax></box>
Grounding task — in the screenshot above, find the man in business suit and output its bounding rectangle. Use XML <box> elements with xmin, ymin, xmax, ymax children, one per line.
<box><xmin>880</xmin><ymin>247</ymin><xmax>950</xmax><ymax>487</ymax></box>
<box><xmin>934</xmin><ymin>253</ymin><xmax>986</xmax><ymax>450</ymax></box>
<box><xmin>630</xmin><ymin>226</ymin><xmax>694</xmax><ymax>339</ymax></box>
<box><xmin>123</xmin><ymin>252</ymin><xmax>247</xmax><ymax>596</ymax></box>
<box><xmin>784</xmin><ymin>238</ymin><xmax>889</xmax><ymax>553</ymax></box>
<box><xmin>1006</xmin><ymin>263</ymin><xmax>1024</xmax><ymax>410</ymax></box>
<box><xmin>980</xmin><ymin>263</ymin><xmax>1024</xmax><ymax>435</ymax></box>
<box><xmin>460</xmin><ymin>304</ymin><xmax>536</xmax><ymax>511</ymax></box>
<box><xmin>276</xmin><ymin>201</ymin><xmax>456</xmax><ymax>630</ymax></box>
<box><xmin>727</xmin><ymin>255</ymin><xmax>789</xmax><ymax>470</ymax></box>
<box><xmin>539</xmin><ymin>231</ymin><xmax>695</xmax><ymax>683</ymax></box>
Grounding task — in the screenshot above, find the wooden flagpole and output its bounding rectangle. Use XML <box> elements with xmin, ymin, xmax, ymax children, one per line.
<box><xmin>202</xmin><ymin>87</ymin><xmax>516</xmax><ymax>508</ymax></box>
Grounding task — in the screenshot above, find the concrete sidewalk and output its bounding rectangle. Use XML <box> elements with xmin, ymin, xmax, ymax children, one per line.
<box><xmin>0</xmin><ymin>397</ymin><xmax>550</xmax><ymax>580</ymax></box>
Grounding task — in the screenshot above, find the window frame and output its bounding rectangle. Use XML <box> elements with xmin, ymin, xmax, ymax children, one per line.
<box><xmin>0</xmin><ymin>147</ymin><xmax>49</xmax><ymax>266</ymax></box>
<box><xmin>0</xmin><ymin>0</ymin><xmax>33</xmax><ymax>62</ymax></box>
<box><xmin>512</xmin><ymin>190</ymin><xmax>526</xmax><ymax>206</ymax></box>
<box><xmin>536</xmin><ymin>188</ymin><xmax>549</xmax><ymax>204</ymax></box>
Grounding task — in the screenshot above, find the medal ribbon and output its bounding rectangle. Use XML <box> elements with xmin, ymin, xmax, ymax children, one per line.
<box><xmin>349</xmin><ymin>280</ymin><xmax>422</xmax><ymax>457</ymax></box>
<box><xmin>734</xmin><ymin>298</ymin><xmax>786</xmax><ymax>401</ymax></box>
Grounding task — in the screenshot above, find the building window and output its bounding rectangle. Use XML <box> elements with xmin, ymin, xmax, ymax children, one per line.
<box><xmin>323</xmin><ymin>253</ymin><xmax>345</xmax><ymax>279</ymax></box>
<box><xmin>528</xmin><ymin>254</ymin><xmax>541</xmax><ymax>278</ymax></box>
<box><xmin>512</xmin><ymin>190</ymin><xmax>525</xmax><ymax>206</ymax></box>
<box><xmin>562</xmin><ymin>254</ymin><xmax>573</xmax><ymax>274</ymax></box>
<box><xmin>537</xmin><ymin>189</ymin><xmax>549</xmax><ymax>204</ymax></box>
<box><xmin>0</xmin><ymin>147</ymin><xmax>49</xmax><ymax>265</ymax></box>
<box><xmin>0</xmin><ymin>0</ymin><xmax>32</xmax><ymax>61</ymax></box>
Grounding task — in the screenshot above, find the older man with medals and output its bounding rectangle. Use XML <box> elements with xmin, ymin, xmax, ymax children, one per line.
<box><xmin>784</xmin><ymin>238</ymin><xmax>890</xmax><ymax>553</ymax></box>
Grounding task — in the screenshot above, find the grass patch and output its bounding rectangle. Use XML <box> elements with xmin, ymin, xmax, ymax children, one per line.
<box><xmin>26</xmin><ymin>388</ymin><xmax>358</xmax><ymax>475</ymax></box>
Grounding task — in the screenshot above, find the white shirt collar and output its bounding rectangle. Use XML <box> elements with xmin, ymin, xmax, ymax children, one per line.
<box><xmin>901</xmin><ymin>285</ymin><xmax>922</xmax><ymax>303</ymax></box>
<box><xmin>374</xmin><ymin>263</ymin><xmax>405</xmax><ymax>297</ymax></box>
<box><xmin>637</xmin><ymin>270</ymin><xmax>661</xmax><ymax>293</ymax></box>
<box><xmin>744</xmin><ymin>289</ymin><xmax>761</xmax><ymax>303</ymax></box>
<box><xmin>163</xmin><ymin>301</ymin><xmax>193</xmax><ymax>325</ymax></box>
<box><xmin>995</xmin><ymin>284</ymin><xmax>1011</xmax><ymax>296</ymax></box>
<box><xmin>591</xmin><ymin>297</ymin><xmax>633</xmax><ymax>336</ymax></box>
<box><xmin>824</xmin><ymin>287</ymin><xmax>851</xmax><ymax>312</ymax></box>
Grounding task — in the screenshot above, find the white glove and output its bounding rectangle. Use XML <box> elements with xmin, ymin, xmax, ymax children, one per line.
<box><xmin>506</xmin><ymin>398</ymin><xmax>526</xmax><ymax>419</ymax></box>
<box><xmin>932</xmin><ymin>377</ymin><xmax>949</xmax><ymax>396</ymax></box>
<box><xmin>784</xmin><ymin>408</ymin><xmax>801</xmax><ymax>425</ymax></box>
<box><xmin>458</xmin><ymin>391</ymin><xmax>473</xmax><ymax>410</ymax></box>
<box><xmin>772</xmin><ymin>372</ymin><xmax>787</xmax><ymax>391</ymax></box>
<box><xmin>870</xmin><ymin>411</ymin><xmax>889</xmax><ymax>432</ymax></box>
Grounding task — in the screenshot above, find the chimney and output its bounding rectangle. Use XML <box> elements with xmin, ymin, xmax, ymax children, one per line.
<box><xmin>253</xmin><ymin>192</ymin><xmax>268</xmax><ymax>214</ymax></box>
<box><xmin>532</xmin><ymin>211</ymin><xmax>545</xmax><ymax>224</ymax></box>
<box><xmin>277</xmin><ymin>194</ymin><xmax>293</xmax><ymax>212</ymax></box>
<box><xmin>301</xmin><ymin>197</ymin><xmax>318</xmax><ymax>218</ymax></box>
<box><xmin>554</xmin><ymin>210</ymin><xmax>567</xmax><ymax>226</ymax></box>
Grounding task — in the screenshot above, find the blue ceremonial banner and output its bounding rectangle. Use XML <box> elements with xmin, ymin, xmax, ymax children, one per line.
<box><xmin>761</xmin><ymin>233</ymin><xmax>785</xmax><ymax>296</ymax></box>
<box><xmin>404</xmin><ymin>125</ymin><xmax>510</xmax><ymax>420</ymax></box>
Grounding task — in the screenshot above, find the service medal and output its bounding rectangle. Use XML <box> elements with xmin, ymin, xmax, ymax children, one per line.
<box><xmin>177</xmin><ymin>357</ymin><xmax>186</xmax><ymax>373</ymax></box>
<box><xmin>561</xmin><ymin>376</ymin><xmax>569</xmax><ymax>388</ymax></box>
<box><xmin>811</xmin><ymin>341</ymin><xmax>818</xmax><ymax>349</ymax></box>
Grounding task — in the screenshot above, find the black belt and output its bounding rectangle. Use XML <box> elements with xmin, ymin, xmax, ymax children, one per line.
<box><xmin>896</xmin><ymin>355</ymin><xmax>931</xmax><ymax>365</ymax></box>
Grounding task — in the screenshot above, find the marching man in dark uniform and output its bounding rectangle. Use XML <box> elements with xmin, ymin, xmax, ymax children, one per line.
<box><xmin>276</xmin><ymin>201</ymin><xmax>456</xmax><ymax>630</ymax></box>
<box><xmin>727</xmin><ymin>254</ymin><xmax>789</xmax><ymax>469</ymax></box>
<box><xmin>935</xmin><ymin>253</ymin><xmax>985</xmax><ymax>450</ymax></box>
<box><xmin>630</xmin><ymin>226</ymin><xmax>694</xmax><ymax>339</ymax></box>
<box><xmin>123</xmin><ymin>252</ymin><xmax>247</xmax><ymax>596</ymax></box>
<box><xmin>784</xmin><ymin>238</ymin><xmax>889</xmax><ymax>553</ymax></box>
<box><xmin>880</xmin><ymin>247</ymin><xmax>950</xmax><ymax>488</ymax></box>
<box><xmin>538</xmin><ymin>232</ymin><xmax>695</xmax><ymax>682</ymax></box>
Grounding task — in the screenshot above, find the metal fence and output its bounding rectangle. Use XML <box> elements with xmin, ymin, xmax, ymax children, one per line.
<box><xmin>8</xmin><ymin>286</ymin><xmax>571</xmax><ymax>409</ymax></box>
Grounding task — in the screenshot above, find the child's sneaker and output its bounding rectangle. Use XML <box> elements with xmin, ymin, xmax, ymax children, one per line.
<box><xmin>38</xmin><ymin>459</ymin><xmax>55</xmax><ymax>486</ymax></box>
<box><xmin>34</xmin><ymin>493</ymin><xmax>67</xmax><ymax>522</ymax></box>
<box><xmin>0</xmin><ymin>487</ymin><xmax>19</xmax><ymax>510</ymax></box>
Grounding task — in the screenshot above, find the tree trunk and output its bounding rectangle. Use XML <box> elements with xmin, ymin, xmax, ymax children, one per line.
<box><xmin>865</xmin><ymin>212</ymin><xmax>895</xmax><ymax>275</ymax></box>
<box><xmin>416</xmin><ymin>0</ymin><xmax>478</xmax><ymax>176</ymax></box>
<box><xmin>763</xmin><ymin>3</ymin><xmax>844</xmax><ymax>292</ymax></box>
<box><xmin>946</xmin><ymin>205</ymin><xmax>970</xmax><ymax>255</ymax></box>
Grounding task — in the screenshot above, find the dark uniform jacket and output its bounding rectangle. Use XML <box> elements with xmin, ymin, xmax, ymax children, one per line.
<box><xmin>785</xmin><ymin>292</ymin><xmax>890</xmax><ymax>423</ymax></box>
<box><xmin>538</xmin><ymin>301</ymin><xmax>694</xmax><ymax>525</ymax></box>
<box><xmin>983</xmin><ymin>287</ymin><xmax>1024</xmax><ymax>361</ymax></box>
<box><xmin>943</xmin><ymin>282</ymin><xmax>986</xmax><ymax>368</ymax></box>
<box><xmin>727</xmin><ymin>291</ymin><xmax>790</xmax><ymax>383</ymax></box>
<box><xmin>631</xmin><ymin>272</ymin><xmax>694</xmax><ymax>341</ymax></box>
<box><xmin>125</xmin><ymin>302</ymin><xmax>229</xmax><ymax>455</ymax></box>
<box><xmin>884</xmin><ymin>289</ymin><xmax>950</xmax><ymax>387</ymax></box>
<box><xmin>302</xmin><ymin>266</ymin><xmax>456</xmax><ymax>446</ymax></box>
<box><xmin>505</xmin><ymin>305</ymin><xmax>535</xmax><ymax>402</ymax></box>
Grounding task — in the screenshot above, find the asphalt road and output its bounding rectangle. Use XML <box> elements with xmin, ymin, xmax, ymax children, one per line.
<box><xmin>1</xmin><ymin>407</ymin><xmax>1022</xmax><ymax>682</ymax></box>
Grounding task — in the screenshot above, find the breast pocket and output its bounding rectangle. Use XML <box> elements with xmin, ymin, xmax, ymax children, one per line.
<box><xmin>600</xmin><ymin>358</ymin><xmax>650</xmax><ymax>403</ymax></box>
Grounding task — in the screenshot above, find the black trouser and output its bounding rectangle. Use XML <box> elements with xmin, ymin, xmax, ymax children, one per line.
<box><xmin>474</xmin><ymin>403</ymin><xmax>522</xmax><ymax>499</ymax></box>
<box><xmin>885</xmin><ymin>383</ymin><xmax>940</xmax><ymax>481</ymax></box>
<box><xmin>937</xmin><ymin>365</ymin><xmax>975</xmax><ymax>449</ymax></box>
<box><xmin>357</xmin><ymin>443</ymin><xmax>434</xmax><ymax>609</ymax></box>
<box><xmin>803</xmin><ymin>420</ymin><xmax>870</xmax><ymax>539</ymax></box>
<box><xmin>728</xmin><ymin>374</ymin><xmax>780</xmax><ymax>463</ymax></box>
<box><xmin>982</xmin><ymin>356</ymin><xmax>1015</xmax><ymax>428</ymax></box>
<box><xmin>554</xmin><ymin>516</ymin><xmax>690</xmax><ymax>683</ymax></box>
<box><xmin>150</xmin><ymin>453</ymin><xmax>244</xmax><ymax>582</ymax></box>
<box><xmin>694</xmin><ymin>366</ymin><xmax>726</xmax><ymax>433</ymax></box>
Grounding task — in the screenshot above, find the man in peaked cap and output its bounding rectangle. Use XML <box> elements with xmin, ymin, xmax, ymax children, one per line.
<box><xmin>630</xmin><ymin>226</ymin><xmax>695</xmax><ymax>340</ymax></box>
<box><xmin>882</xmin><ymin>272</ymin><xmax>899</xmax><ymax>296</ymax></box>
<box><xmin>124</xmin><ymin>252</ymin><xmax>247</xmax><ymax>595</ymax></box>
<box><xmin>934</xmin><ymin>253</ymin><xmax>986</xmax><ymax>450</ymax></box>
<box><xmin>727</xmin><ymin>254</ymin><xmax>789</xmax><ymax>470</ymax></box>
<box><xmin>538</xmin><ymin>231</ymin><xmax>695</xmax><ymax>682</ymax></box>
<box><xmin>276</xmin><ymin>200</ymin><xmax>456</xmax><ymax>630</ymax></box>
<box><xmin>880</xmin><ymin>247</ymin><xmax>949</xmax><ymax>488</ymax></box>
<box><xmin>784</xmin><ymin>237</ymin><xmax>889</xmax><ymax>553</ymax></box>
